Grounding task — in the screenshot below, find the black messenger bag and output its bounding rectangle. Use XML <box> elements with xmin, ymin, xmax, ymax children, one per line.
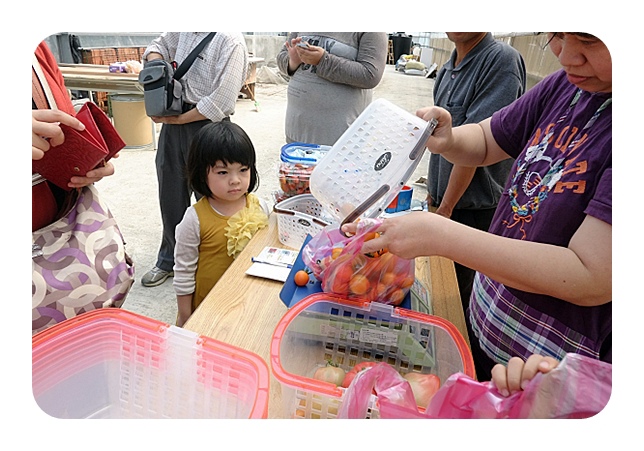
<box><xmin>138</xmin><ymin>32</ymin><xmax>216</xmax><ymax>117</ymax></box>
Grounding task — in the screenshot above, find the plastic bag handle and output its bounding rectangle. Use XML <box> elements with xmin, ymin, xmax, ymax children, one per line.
<box><xmin>340</xmin><ymin>185</ymin><xmax>390</xmax><ymax>236</ymax></box>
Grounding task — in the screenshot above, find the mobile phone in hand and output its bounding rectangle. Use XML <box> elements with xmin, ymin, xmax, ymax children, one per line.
<box><xmin>296</xmin><ymin>41</ymin><xmax>310</xmax><ymax>48</ymax></box>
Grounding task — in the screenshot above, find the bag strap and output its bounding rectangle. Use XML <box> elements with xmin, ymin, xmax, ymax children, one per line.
<box><xmin>173</xmin><ymin>32</ymin><xmax>216</xmax><ymax>81</ymax></box>
<box><xmin>32</xmin><ymin>54</ymin><xmax>57</xmax><ymax>110</ymax></box>
<box><xmin>33</xmin><ymin>54</ymin><xmax>56</xmax><ymax>186</ymax></box>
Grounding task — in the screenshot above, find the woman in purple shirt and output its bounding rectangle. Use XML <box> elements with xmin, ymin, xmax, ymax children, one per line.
<box><xmin>343</xmin><ymin>33</ymin><xmax>612</xmax><ymax>383</ymax></box>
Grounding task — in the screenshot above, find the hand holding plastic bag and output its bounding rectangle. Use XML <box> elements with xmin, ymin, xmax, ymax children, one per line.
<box><xmin>338</xmin><ymin>354</ymin><xmax>611</xmax><ymax>419</ymax></box>
<box><xmin>301</xmin><ymin>218</ymin><xmax>414</xmax><ymax>304</ymax></box>
<box><xmin>338</xmin><ymin>362</ymin><xmax>423</xmax><ymax>419</ymax></box>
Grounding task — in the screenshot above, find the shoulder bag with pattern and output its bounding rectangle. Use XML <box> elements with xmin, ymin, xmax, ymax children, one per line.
<box><xmin>32</xmin><ymin>52</ymin><xmax>134</xmax><ymax>335</ymax></box>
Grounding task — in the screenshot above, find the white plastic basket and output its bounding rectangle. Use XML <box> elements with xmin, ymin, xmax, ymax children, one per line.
<box><xmin>310</xmin><ymin>98</ymin><xmax>436</xmax><ymax>225</ymax></box>
<box><xmin>273</xmin><ymin>194</ymin><xmax>336</xmax><ymax>250</ymax></box>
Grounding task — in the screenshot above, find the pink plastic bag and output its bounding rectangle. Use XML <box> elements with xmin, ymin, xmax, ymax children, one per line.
<box><xmin>338</xmin><ymin>354</ymin><xmax>611</xmax><ymax>419</ymax></box>
<box><xmin>301</xmin><ymin>218</ymin><xmax>414</xmax><ymax>304</ymax></box>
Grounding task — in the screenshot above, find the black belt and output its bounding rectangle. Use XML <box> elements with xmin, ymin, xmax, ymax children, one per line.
<box><xmin>182</xmin><ymin>102</ymin><xmax>196</xmax><ymax>113</ymax></box>
<box><xmin>182</xmin><ymin>102</ymin><xmax>230</xmax><ymax>122</ymax></box>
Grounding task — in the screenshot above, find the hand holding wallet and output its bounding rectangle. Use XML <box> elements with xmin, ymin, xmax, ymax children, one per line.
<box><xmin>32</xmin><ymin>102</ymin><xmax>126</xmax><ymax>190</ymax></box>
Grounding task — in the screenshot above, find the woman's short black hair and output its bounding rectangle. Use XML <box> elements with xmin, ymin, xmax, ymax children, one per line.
<box><xmin>186</xmin><ymin>121</ymin><xmax>260</xmax><ymax>198</ymax></box>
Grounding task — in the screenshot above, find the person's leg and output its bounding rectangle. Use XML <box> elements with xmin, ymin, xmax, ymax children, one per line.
<box><xmin>450</xmin><ymin>208</ymin><xmax>496</xmax><ymax>314</ymax></box>
<box><xmin>154</xmin><ymin>123</ymin><xmax>188</xmax><ymax>273</ymax></box>
<box><xmin>450</xmin><ymin>207</ymin><xmax>497</xmax><ymax>379</ymax></box>
<box><xmin>464</xmin><ymin>314</ymin><xmax>498</xmax><ymax>381</ymax></box>
<box><xmin>143</xmin><ymin>120</ymin><xmax>209</xmax><ymax>287</ymax></box>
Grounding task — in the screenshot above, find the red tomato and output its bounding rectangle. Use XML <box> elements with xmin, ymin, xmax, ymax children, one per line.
<box><xmin>341</xmin><ymin>361</ymin><xmax>378</xmax><ymax>388</ymax></box>
<box><xmin>403</xmin><ymin>372</ymin><xmax>441</xmax><ymax>408</ymax></box>
<box><xmin>313</xmin><ymin>362</ymin><xmax>346</xmax><ymax>386</ymax></box>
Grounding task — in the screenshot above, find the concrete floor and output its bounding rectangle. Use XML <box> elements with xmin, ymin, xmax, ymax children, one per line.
<box><xmin>98</xmin><ymin>65</ymin><xmax>435</xmax><ymax>326</ymax></box>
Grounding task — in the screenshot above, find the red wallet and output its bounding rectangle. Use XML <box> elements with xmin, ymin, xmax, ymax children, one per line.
<box><xmin>32</xmin><ymin>102</ymin><xmax>126</xmax><ymax>190</ymax></box>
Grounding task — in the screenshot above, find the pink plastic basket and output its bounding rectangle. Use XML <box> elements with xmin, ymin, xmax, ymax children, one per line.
<box><xmin>32</xmin><ymin>309</ymin><xmax>270</xmax><ymax>419</ymax></box>
<box><xmin>270</xmin><ymin>293</ymin><xmax>474</xmax><ymax>419</ymax></box>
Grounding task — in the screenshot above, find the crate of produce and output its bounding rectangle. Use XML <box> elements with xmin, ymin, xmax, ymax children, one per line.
<box><xmin>278</xmin><ymin>142</ymin><xmax>331</xmax><ymax>199</ymax></box>
<box><xmin>309</xmin><ymin>98</ymin><xmax>436</xmax><ymax>225</ymax></box>
<box><xmin>270</xmin><ymin>293</ymin><xmax>475</xmax><ymax>419</ymax></box>
<box><xmin>273</xmin><ymin>194</ymin><xmax>337</xmax><ymax>250</ymax></box>
<box><xmin>32</xmin><ymin>309</ymin><xmax>270</xmax><ymax>419</ymax></box>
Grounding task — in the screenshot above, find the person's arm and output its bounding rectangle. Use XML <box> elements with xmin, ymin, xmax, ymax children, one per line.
<box><xmin>144</xmin><ymin>51</ymin><xmax>164</xmax><ymax>62</ymax></box>
<box><xmin>176</xmin><ymin>294</ymin><xmax>194</xmax><ymax>327</ymax></box>
<box><xmin>276</xmin><ymin>33</ymin><xmax>301</xmax><ymax>76</ymax></box>
<box><xmin>194</xmin><ymin>37</ymin><xmax>247</xmax><ymax>123</ymax></box>
<box><xmin>142</xmin><ymin>32</ymin><xmax>178</xmax><ymax>63</ymax></box>
<box><xmin>173</xmin><ymin>208</ymin><xmax>201</xmax><ymax>325</ymax></box>
<box><xmin>491</xmin><ymin>354</ymin><xmax>559</xmax><ymax>397</ymax></box>
<box><xmin>418</xmin><ymin>109</ymin><xmax>510</xmax><ymax>167</ymax></box>
<box><xmin>434</xmin><ymin>165</ymin><xmax>477</xmax><ymax>218</ymax></box>
<box><xmin>313</xmin><ymin>33</ymin><xmax>388</xmax><ymax>89</ymax></box>
<box><xmin>345</xmin><ymin>211</ymin><xmax>611</xmax><ymax>307</ymax></box>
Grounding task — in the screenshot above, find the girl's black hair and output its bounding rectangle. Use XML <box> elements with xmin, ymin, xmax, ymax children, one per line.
<box><xmin>186</xmin><ymin>121</ymin><xmax>260</xmax><ymax>198</ymax></box>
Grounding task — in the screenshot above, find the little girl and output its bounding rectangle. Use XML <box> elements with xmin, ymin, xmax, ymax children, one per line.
<box><xmin>173</xmin><ymin>121</ymin><xmax>270</xmax><ymax>327</ymax></box>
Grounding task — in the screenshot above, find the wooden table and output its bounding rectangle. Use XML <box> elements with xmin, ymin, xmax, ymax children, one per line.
<box><xmin>183</xmin><ymin>214</ymin><xmax>468</xmax><ymax>418</ymax></box>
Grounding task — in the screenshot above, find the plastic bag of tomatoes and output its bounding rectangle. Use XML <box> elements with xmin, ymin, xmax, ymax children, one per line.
<box><xmin>301</xmin><ymin>218</ymin><xmax>414</xmax><ymax>305</ymax></box>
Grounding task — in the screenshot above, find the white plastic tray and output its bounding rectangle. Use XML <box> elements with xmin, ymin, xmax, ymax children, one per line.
<box><xmin>309</xmin><ymin>98</ymin><xmax>436</xmax><ymax>225</ymax></box>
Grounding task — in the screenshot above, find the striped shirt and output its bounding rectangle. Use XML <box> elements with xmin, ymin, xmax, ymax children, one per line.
<box><xmin>143</xmin><ymin>32</ymin><xmax>248</xmax><ymax>122</ymax></box>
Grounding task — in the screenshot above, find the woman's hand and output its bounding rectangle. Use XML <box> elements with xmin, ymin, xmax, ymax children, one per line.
<box><xmin>294</xmin><ymin>41</ymin><xmax>325</xmax><ymax>66</ymax></box>
<box><xmin>416</xmin><ymin>106</ymin><xmax>455</xmax><ymax>155</ymax></box>
<box><xmin>491</xmin><ymin>354</ymin><xmax>560</xmax><ymax>397</ymax></box>
<box><xmin>32</xmin><ymin>109</ymin><xmax>85</xmax><ymax>160</ymax></box>
<box><xmin>285</xmin><ymin>38</ymin><xmax>325</xmax><ymax>70</ymax></box>
<box><xmin>341</xmin><ymin>212</ymin><xmax>448</xmax><ymax>260</ymax></box>
<box><xmin>33</xmin><ymin>109</ymin><xmax>117</xmax><ymax>188</ymax></box>
<box><xmin>285</xmin><ymin>38</ymin><xmax>304</xmax><ymax>73</ymax></box>
<box><xmin>68</xmin><ymin>157</ymin><xmax>117</xmax><ymax>189</ymax></box>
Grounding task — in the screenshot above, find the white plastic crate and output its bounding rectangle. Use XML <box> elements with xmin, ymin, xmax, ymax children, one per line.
<box><xmin>273</xmin><ymin>194</ymin><xmax>337</xmax><ymax>250</ymax></box>
<box><xmin>32</xmin><ymin>309</ymin><xmax>270</xmax><ymax>419</ymax></box>
<box><xmin>270</xmin><ymin>293</ymin><xmax>475</xmax><ymax>419</ymax></box>
<box><xmin>309</xmin><ymin>98</ymin><xmax>436</xmax><ymax>224</ymax></box>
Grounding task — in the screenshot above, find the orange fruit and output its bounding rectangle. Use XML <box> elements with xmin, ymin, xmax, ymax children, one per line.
<box><xmin>294</xmin><ymin>270</ymin><xmax>310</xmax><ymax>287</ymax></box>
<box><xmin>380</xmin><ymin>272</ymin><xmax>396</xmax><ymax>286</ymax></box>
<box><xmin>363</xmin><ymin>231</ymin><xmax>379</xmax><ymax>242</ymax></box>
<box><xmin>377</xmin><ymin>252</ymin><xmax>395</xmax><ymax>269</ymax></box>
<box><xmin>389</xmin><ymin>289</ymin><xmax>406</xmax><ymax>306</ymax></box>
<box><xmin>327</xmin><ymin>263</ymin><xmax>352</xmax><ymax>294</ymax></box>
<box><xmin>331</xmin><ymin>247</ymin><xmax>343</xmax><ymax>260</ymax></box>
<box><xmin>374</xmin><ymin>282</ymin><xmax>389</xmax><ymax>299</ymax></box>
<box><xmin>349</xmin><ymin>274</ymin><xmax>370</xmax><ymax>295</ymax></box>
<box><xmin>351</xmin><ymin>254</ymin><xmax>367</xmax><ymax>271</ymax></box>
<box><xmin>400</xmin><ymin>276</ymin><xmax>415</xmax><ymax>289</ymax></box>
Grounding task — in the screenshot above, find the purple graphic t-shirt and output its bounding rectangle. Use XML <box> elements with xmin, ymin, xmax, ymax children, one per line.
<box><xmin>469</xmin><ymin>69</ymin><xmax>612</xmax><ymax>364</ymax></box>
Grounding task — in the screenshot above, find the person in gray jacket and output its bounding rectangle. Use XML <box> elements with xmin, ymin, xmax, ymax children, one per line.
<box><xmin>426</xmin><ymin>32</ymin><xmax>526</xmax><ymax>328</ymax></box>
<box><xmin>277</xmin><ymin>32</ymin><xmax>388</xmax><ymax>146</ymax></box>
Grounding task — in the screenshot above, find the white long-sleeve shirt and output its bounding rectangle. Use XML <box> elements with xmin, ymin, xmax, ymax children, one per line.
<box><xmin>173</xmin><ymin>196</ymin><xmax>271</xmax><ymax>296</ymax></box>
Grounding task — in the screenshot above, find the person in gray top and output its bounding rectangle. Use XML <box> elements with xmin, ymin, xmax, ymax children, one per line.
<box><xmin>427</xmin><ymin>32</ymin><xmax>526</xmax><ymax>326</ymax></box>
<box><xmin>277</xmin><ymin>32</ymin><xmax>388</xmax><ymax>146</ymax></box>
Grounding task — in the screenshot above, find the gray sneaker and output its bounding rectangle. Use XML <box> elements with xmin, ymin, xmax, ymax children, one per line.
<box><xmin>141</xmin><ymin>266</ymin><xmax>174</xmax><ymax>287</ymax></box>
